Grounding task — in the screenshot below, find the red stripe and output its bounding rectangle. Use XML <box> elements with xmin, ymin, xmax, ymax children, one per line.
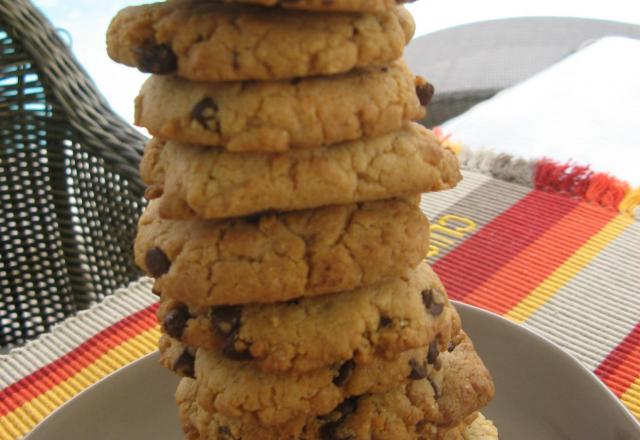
<box><xmin>461</xmin><ymin>201</ymin><xmax>615</xmax><ymax>314</ymax></box>
<box><xmin>0</xmin><ymin>303</ymin><xmax>158</xmax><ymax>416</ymax></box>
<box><xmin>595</xmin><ymin>323</ymin><xmax>640</xmax><ymax>396</ymax></box>
<box><xmin>434</xmin><ymin>190</ymin><xmax>578</xmax><ymax>301</ymax></box>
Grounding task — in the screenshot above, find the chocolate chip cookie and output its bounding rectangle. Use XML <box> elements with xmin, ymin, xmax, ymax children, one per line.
<box><xmin>107</xmin><ymin>0</ymin><xmax>414</xmax><ymax>81</ymax></box>
<box><xmin>460</xmin><ymin>413</ymin><xmax>499</xmax><ymax>439</ymax></box>
<box><xmin>136</xmin><ymin>196</ymin><xmax>429</xmax><ymax>307</ymax></box>
<box><xmin>156</xmin><ymin>262</ymin><xmax>460</xmax><ymax>373</ymax></box>
<box><xmin>158</xmin><ymin>263</ymin><xmax>460</xmax><ymax>372</ymax></box>
<box><xmin>135</xmin><ymin>61</ymin><xmax>430</xmax><ymax>152</ymax></box>
<box><xmin>174</xmin><ymin>332</ymin><xmax>495</xmax><ymax>438</ymax></box>
<box><xmin>189</xmin><ymin>343</ymin><xmax>436</xmax><ymax>425</ymax></box>
<box><xmin>219</xmin><ymin>0</ymin><xmax>405</xmax><ymax>13</ymax></box>
<box><xmin>141</xmin><ymin>123</ymin><xmax>462</xmax><ymax>220</ymax></box>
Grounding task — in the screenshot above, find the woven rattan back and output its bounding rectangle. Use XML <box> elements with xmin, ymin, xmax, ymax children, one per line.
<box><xmin>0</xmin><ymin>0</ymin><xmax>147</xmax><ymax>348</ymax></box>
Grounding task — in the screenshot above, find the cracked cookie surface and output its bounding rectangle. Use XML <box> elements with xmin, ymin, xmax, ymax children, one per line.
<box><xmin>156</xmin><ymin>262</ymin><xmax>459</xmax><ymax>373</ymax></box>
<box><xmin>169</xmin><ymin>338</ymin><xmax>434</xmax><ymax>425</ymax></box>
<box><xmin>135</xmin><ymin>61</ymin><xmax>428</xmax><ymax>152</ymax></box>
<box><xmin>107</xmin><ymin>0</ymin><xmax>414</xmax><ymax>81</ymax></box>
<box><xmin>174</xmin><ymin>332</ymin><xmax>495</xmax><ymax>438</ymax></box>
<box><xmin>135</xmin><ymin>196</ymin><xmax>429</xmax><ymax>307</ymax></box>
<box><xmin>141</xmin><ymin>123</ymin><xmax>462</xmax><ymax>220</ymax></box>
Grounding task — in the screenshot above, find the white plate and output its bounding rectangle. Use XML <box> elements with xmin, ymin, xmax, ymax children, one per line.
<box><xmin>25</xmin><ymin>301</ymin><xmax>640</xmax><ymax>439</ymax></box>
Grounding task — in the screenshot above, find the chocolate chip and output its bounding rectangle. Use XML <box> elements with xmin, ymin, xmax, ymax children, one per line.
<box><xmin>408</xmin><ymin>358</ymin><xmax>427</xmax><ymax>380</ymax></box>
<box><xmin>415</xmin><ymin>419</ymin><xmax>428</xmax><ymax>432</ymax></box>
<box><xmin>222</xmin><ymin>330</ymin><xmax>253</xmax><ymax>361</ymax></box>
<box><xmin>447</xmin><ymin>341</ymin><xmax>456</xmax><ymax>352</ymax></box>
<box><xmin>145</xmin><ymin>247</ymin><xmax>171</xmax><ymax>278</ymax></box>
<box><xmin>416</xmin><ymin>81</ymin><xmax>435</xmax><ymax>106</ymax></box>
<box><xmin>335</xmin><ymin>396</ymin><xmax>358</xmax><ymax>418</ymax></box>
<box><xmin>163</xmin><ymin>304</ymin><xmax>190</xmax><ymax>338</ymax></box>
<box><xmin>319</xmin><ymin>397</ymin><xmax>358</xmax><ymax>440</ymax></box>
<box><xmin>174</xmin><ymin>348</ymin><xmax>195</xmax><ymax>378</ymax></box>
<box><xmin>191</xmin><ymin>97</ymin><xmax>220</xmax><ymax>132</ymax></box>
<box><xmin>319</xmin><ymin>421</ymin><xmax>340</xmax><ymax>440</ymax></box>
<box><xmin>211</xmin><ymin>305</ymin><xmax>242</xmax><ymax>335</ymax></box>
<box><xmin>428</xmin><ymin>377</ymin><xmax>442</xmax><ymax>398</ymax></box>
<box><xmin>133</xmin><ymin>42</ymin><xmax>177</xmax><ymax>74</ymax></box>
<box><xmin>379</xmin><ymin>316</ymin><xmax>392</xmax><ymax>328</ymax></box>
<box><xmin>218</xmin><ymin>426</ymin><xmax>234</xmax><ymax>439</ymax></box>
<box><xmin>319</xmin><ymin>422</ymin><xmax>354</xmax><ymax>440</ymax></box>
<box><xmin>427</xmin><ymin>342</ymin><xmax>439</xmax><ymax>365</ymax></box>
<box><xmin>430</xmin><ymin>303</ymin><xmax>444</xmax><ymax>316</ymax></box>
<box><xmin>333</xmin><ymin>360</ymin><xmax>355</xmax><ymax>386</ymax></box>
<box><xmin>421</xmin><ymin>289</ymin><xmax>433</xmax><ymax>309</ymax></box>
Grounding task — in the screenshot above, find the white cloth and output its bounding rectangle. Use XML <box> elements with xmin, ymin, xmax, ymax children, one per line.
<box><xmin>442</xmin><ymin>36</ymin><xmax>640</xmax><ymax>186</ymax></box>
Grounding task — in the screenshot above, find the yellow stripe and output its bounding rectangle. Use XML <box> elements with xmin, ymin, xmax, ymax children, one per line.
<box><xmin>0</xmin><ymin>326</ymin><xmax>160</xmax><ymax>439</ymax></box>
<box><xmin>620</xmin><ymin>377</ymin><xmax>640</xmax><ymax>419</ymax></box>
<box><xmin>619</xmin><ymin>187</ymin><xmax>640</xmax><ymax>217</ymax></box>
<box><xmin>505</xmin><ymin>215</ymin><xmax>633</xmax><ymax>323</ymax></box>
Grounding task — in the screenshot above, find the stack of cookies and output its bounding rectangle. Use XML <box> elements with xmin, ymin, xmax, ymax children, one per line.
<box><xmin>107</xmin><ymin>0</ymin><xmax>498</xmax><ymax>438</ymax></box>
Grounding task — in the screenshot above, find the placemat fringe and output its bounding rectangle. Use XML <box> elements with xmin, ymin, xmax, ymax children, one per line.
<box><xmin>436</xmin><ymin>129</ymin><xmax>638</xmax><ymax>218</ymax></box>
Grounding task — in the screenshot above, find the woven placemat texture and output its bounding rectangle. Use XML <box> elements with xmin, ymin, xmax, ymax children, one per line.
<box><xmin>0</xmin><ymin>147</ymin><xmax>638</xmax><ymax>438</ymax></box>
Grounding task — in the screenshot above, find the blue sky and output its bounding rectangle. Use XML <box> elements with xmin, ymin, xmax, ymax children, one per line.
<box><xmin>32</xmin><ymin>0</ymin><xmax>640</xmax><ymax>127</ymax></box>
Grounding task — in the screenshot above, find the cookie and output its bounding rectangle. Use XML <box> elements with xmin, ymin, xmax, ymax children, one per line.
<box><xmin>135</xmin><ymin>196</ymin><xmax>429</xmax><ymax>307</ymax></box>
<box><xmin>156</xmin><ymin>262</ymin><xmax>460</xmax><ymax>373</ymax></box>
<box><xmin>219</xmin><ymin>0</ymin><xmax>407</xmax><ymax>13</ymax></box>
<box><xmin>174</xmin><ymin>332</ymin><xmax>494</xmax><ymax>438</ymax></box>
<box><xmin>192</xmin><ymin>343</ymin><xmax>436</xmax><ymax>425</ymax></box>
<box><xmin>461</xmin><ymin>413</ymin><xmax>499</xmax><ymax>440</ymax></box>
<box><xmin>107</xmin><ymin>0</ymin><xmax>414</xmax><ymax>81</ymax></box>
<box><xmin>141</xmin><ymin>123</ymin><xmax>462</xmax><ymax>220</ymax></box>
<box><xmin>135</xmin><ymin>61</ymin><xmax>430</xmax><ymax>152</ymax></box>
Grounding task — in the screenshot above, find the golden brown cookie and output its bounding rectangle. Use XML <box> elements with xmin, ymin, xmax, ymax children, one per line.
<box><xmin>218</xmin><ymin>0</ymin><xmax>407</xmax><ymax>13</ymax></box>
<box><xmin>135</xmin><ymin>61</ymin><xmax>430</xmax><ymax>152</ymax></box>
<box><xmin>107</xmin><ymin>0</ymin><xmax>414</xmax><ymax>81</ymax></box>
<box><xmin>461</xmin><ymin>413</ymin><xmax>499</xmax><ymax>439</ymax></box>
<box><xmin>141</xmin><ymin>123</ymin><xmax>462</xmax><ymax>220</ymax></box>
<box><xmin>156</xmin><ymin>262</ymin><xmax>459</xmax><ymax>373</ymax></box>
<box><xmin>174</xmin><ymin>332</ymin><xmax>494</xmax><ymax>438</ymax></box>
<box><xmin>188</xmin><ymin>344</ymin><xmax>431</xmax><ymax>425</ymax></box>
<box><xmin>135</xmin><ymin>197</ymin><xmax>429</xmax><ymax>307</ymax></box>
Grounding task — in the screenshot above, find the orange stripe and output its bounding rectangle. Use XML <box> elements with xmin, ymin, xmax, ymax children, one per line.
<box><xmin>0</xmin><ymin>326</ymin><xmax>160</xmax><ymax>439</ymax></box>
<box><xmin>462</xmin><ymin>201</ymin><xmax>615</xmax><ymax>313</ymax></box>
<box><xmin>0</xmin><ymin>304</ymin><xmax>158</xmax><ymax>415</ymax></box>
<box><xmin>435</xmin><ymin>190</ymin><xmax>578</xmax><ymax>301</ymax></box>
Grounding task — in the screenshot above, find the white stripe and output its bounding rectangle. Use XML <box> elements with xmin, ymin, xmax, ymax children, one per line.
<box><xmin>523</xmin><ymin>221</ymin><xmax>640</xmax><ymax>371</ymax></box>
<box><xmin>0</xmin><ymin>277</ymin><xmax>156</xmax><ymax>388</ymax></box>
<box><xmin>421</xmin><ymin>170</ymin><xmax>491</xmax><ymax>219</ymax></box>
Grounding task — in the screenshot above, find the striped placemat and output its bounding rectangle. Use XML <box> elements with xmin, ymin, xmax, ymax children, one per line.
<box><xmin>0</xmin><ymin>149</ymin><xmax>638</xmax><ymax>438</ymax></box>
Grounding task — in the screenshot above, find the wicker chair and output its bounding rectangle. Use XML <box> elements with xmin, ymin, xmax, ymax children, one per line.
<box><xmin>0</xmin><ymin>0</ymin><xmax>147</xmax><ymax>349</ymax></box>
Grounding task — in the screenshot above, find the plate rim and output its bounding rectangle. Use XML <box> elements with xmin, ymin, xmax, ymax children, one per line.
<box><xmin>25</xmin><ymin>300</ymin><xmax>640</xmax><ymax>438</ymax></box>
<box><xmin>452</xmin><ymin>300</ymin><xmax>640</xmax><ymax>430</ymax></box>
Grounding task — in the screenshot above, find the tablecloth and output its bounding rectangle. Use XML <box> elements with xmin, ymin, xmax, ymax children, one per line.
<box><xmin>0</xmin><ymin>147</ymin><xmax>639</xmax><ymax>438</ymax></box>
